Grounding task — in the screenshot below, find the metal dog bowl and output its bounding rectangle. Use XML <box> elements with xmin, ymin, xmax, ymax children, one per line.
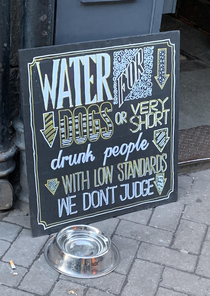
<box><xmin>44</xmin><ymin>225</ymin><xmax>120</xmax><ymax>278</ymax></box>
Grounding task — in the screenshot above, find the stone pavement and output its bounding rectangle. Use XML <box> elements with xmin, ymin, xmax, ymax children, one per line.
<box><xmin>0</xmin><ymin>169</ymin><xmax>210</xmax><ymax>295</ymax></box>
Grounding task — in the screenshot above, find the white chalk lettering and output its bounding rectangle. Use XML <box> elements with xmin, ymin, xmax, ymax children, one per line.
<box><xmin>51</xmin><ymin>143</ymin><xmax>95</xmax><ymax>170</ymax></box>
<box><xmin>103</xmin><ymin>132</ymin><xmax>149</xmax><ymax>166</ymax></box>
<box><xmin>58</xmin><ymin>195</ymin><xmax>78</xmax><ymax>218</ymax></box>
<box><xmin>36</xmin><ymin>53</ymin><xmax>113</xmax><ymax>111</ymax></box>
<box><xmin>83</xmin><ymin>186</ymin><xmax>117</xmax><ymax>211</ymax></box>
<box><xmin>119</xmin><ymin>178</ymin><xmax>154</xmax><ymax>201</ymax></box>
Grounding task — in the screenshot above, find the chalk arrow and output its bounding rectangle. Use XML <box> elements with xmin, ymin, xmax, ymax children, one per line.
<box><xmin>154</xmin><ymin>173</ymin><xmax>167</xmax><ymax>195</ymax></box>
<box><xmin>40</xmin><ymin>112</ymin><xmax>58</xmax><ymax>148</ymax></box>
<box><xmin>155</xmin><ymin>48</ymin><xmax>170</xmax><ymax>89</ymax></box>
<box><xmin>152</xmin><ymin>128</ymin><xmax>170</xmax><ymax>152</ymax></box>
<box><xmin>45</xmin><ymin>178</ymin><xmax>60</xmax><ymax>195</ymax></box>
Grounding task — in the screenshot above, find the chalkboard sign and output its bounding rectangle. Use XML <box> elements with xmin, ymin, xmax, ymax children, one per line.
<box><xmin>19</xmin><ymin>32</ymin><xmax>179</xmax><ymax>237</ymax></box>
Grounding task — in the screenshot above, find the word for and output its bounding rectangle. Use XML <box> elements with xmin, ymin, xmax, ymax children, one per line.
<box><xmin>119</xmin><ymin>178</ymin><xmax>154</xmax><ymax>201</ymax></box>
<box><xmin>103</xmin><ymin>132</ymin><xmax>149</xmax><ymax>166</ymax></box>
<box><xmin>36</xmin><ymin>53</ymin><xmax>113</xmax><ymax>111</ymax></box>
<box><xmin>62</xmin><ymin>170</ymin><xmax>90</xmax><ymax>194</ymax></box>
<box><xmin>117</xmin><ymin>49</ymin><xmax>144</xmax><ymax>106</ymax></box>
<box><xmin>117</xmin><ymin>153</ymin><xmax>167</xmax><ymax>181</ymax></box>
<box><xmin>59</xmin><ymin>102</ymin><xmax>113</xmax><ymax>147</ymax></box>
<box><xmin>51</xmin><ymin>143</ymin><xmax>95</xmax><ymax>170</ymax></box>
<box><xmin>130</xmin><ymin>97</ymin><xmax>170</xmax><ymax>132</ymax></box>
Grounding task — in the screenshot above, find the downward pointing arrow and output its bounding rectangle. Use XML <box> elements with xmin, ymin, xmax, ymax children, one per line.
<box><xmin>40</xmin><ymin>112</ymin><xmax>58</xmax><ymax>148</ymax></box>
<box><xmin>154</xmin><ymin>173</ymin><xmax>167</xmax><ymax>195</ymax></box>
<box><xmin>155</xmin><ymin>48</ymin><xmax>170</xmax><ymax>89</ymax></box>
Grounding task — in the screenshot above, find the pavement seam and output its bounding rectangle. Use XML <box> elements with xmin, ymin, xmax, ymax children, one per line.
<box><xmin>2</xmin><ymin>214</ymin><xmax>31</xmax><ymax>229</ymax></box>
<box><xmin>154</xmin><ymin>266</ymin><xmax>165</xmax><ymax>296</ymax></box>
<box><xmin>15</xmin><ymin>232</ymin><xmax>53</xmax><ymax>291</ymax></box>
<box><xmin>0</xmin><ymin>283</ymin><xmax>36</xmax><ymax>295</ymax></box>
<box><xmin>169</xmin><ymin>203</ymin><xmax>187</xmax><ymax>247</ymax></box>
<box><xmin>146</xmin><ymin>207</ymin><xmax>155</xmax><ymax>225</ymax></box>
<box><xmin>118</xmin><ymin>239</ymin><xmax>142</xmax><ymax>295</ymax></box>
<box><xmin>117</xmin><ymin>218</ymin><xmax>175</xmax><ymax>233</ymax></box>
<box><xmin>181</xmin><ymin>216</ymin><xmax>210</xmax><ymax>227</ymax></box>
<box><xmin>110</xmin><ymin>217</ymin><xmax>121</xmax><ymax>240</ymax></box>
<box><xmin>0</xmin><ymin>241</ymin><xmax>11</xmax><ymax>260</ymax></box>
<box><xmin>0</xmin><ymin>221</ymin><xmax>23</xmax><ymax>243</ymax></box>
<box><xmin>193</xmin><ymin>224</ymin><xmax>209</xmax><ymax>274</ymax></box>
<box><xmin>57</xmin><ymin>276</ymin><xmax>119</xmax><ymax>296</ymax></box>
<box><xmin>0</xmin><ymin>223</ymin><xmax>23</xmax><ymax>263</ymax></box>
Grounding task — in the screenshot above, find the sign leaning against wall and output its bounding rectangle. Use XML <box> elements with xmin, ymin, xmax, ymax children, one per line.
<box><xmin>19</xmin><ymin>31</ymin><xmax>180</xmax><ymax>236</ymax></box>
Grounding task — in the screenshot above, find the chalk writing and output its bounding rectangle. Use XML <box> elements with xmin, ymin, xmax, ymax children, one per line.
<box><xmin>19</xmin><ymin>32</ymin><xmax>179</xmax><ymax>236</ymax></box>
<box><xmin>51</xmin><ymin>144</ymin><xmax>95</xmax><ymax>170</ymax></box>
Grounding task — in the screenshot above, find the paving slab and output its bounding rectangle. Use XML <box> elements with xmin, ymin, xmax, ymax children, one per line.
<box><xmin>118</xmin><ymin>209</ymin><xmax>152</xmax><ymax>225</ymax></box>
<box><xmin>86</xmin><ymin>288</ymin><xmax>115</xmax><ymax>296</ymax></box>
<box><xmin>201</xmin><ymin>241</ymin><xmax>210</xmax><ymax>257</ymax></box>
<box><xmin>90</xmin><ymin>217</ymin><xmax>119</xmax><ymax>238</ymax></box>
<box><xmin>183</xmin><ymin>204</ymin><xmax>210</xmax><ymax>225</ymax></box>
<box><xmin>116</xmin><ymin>220</ymin><xmax>173</xmax><ymax>246</ymax></box>
<box><xmin>149</xmin><ymin>202</ymin><xmax>184</xmax><ymax>231</ymax></box>
<box><xmin>156</xmin><ymin>287</ymin><xmax>189</xmax><ymax>296</ymax></box>
<box><xmin>196</xmin><ymin>255</ymin><xmax>210</xmax><ymax>278</ymax></box>
<box><xmin>112</xmin><ymin>235</ymin><xmax>139</xmax><ymax>275</ymax></box>
<box><xmin>179</xmin><ymin>173</ymin><xmax>210</xmax><ymax>205</ymax></box>
<box><xmin>177</xmin><ymin>174</ymin><xmax>193</xmax><ymax>200</ymax></box>
<box><xmin>0</xmin><ymin>222</ymin><xmax>21</xmax><ymax>242</ymax></box>
<box><xmin>50</xmin><ymin>279</ymin><xmax>86</xmax><ymax>296</ymax></box>
<box><xmin>0</xmin><ymin>240</ymin><xmax>11</xmax><ymax>257</ymax></box>
<box><xmin>121</xmin><ymin>259</ymin><xmax>163</xmax><ymax>296</ymax></box>
<box><xmin>19</xmin><ymin>254</ymin><xmax>59</xmax><ymax>295</ymax></box>
<box><xmin>172</xmin><ymin>219</ymin><xmax>206</xmax><ymax>254</ymax></box>
<box><xmin>0</xmin><ymin>285</ymin><xmax>34</xmax><ymax>296</ymax></box>
<box><xmin>0</xmin><ymin>261</ymin><xmax>27</xmax><ymax>287</ymax></box>
<box><xmin>3</xmin><ymin>209</ymin><xmax>31</xmax><ymax>229</ymax></box>
<box><xmin>138</xmin><ymin>242</ymin><xmax>197</xmax><ymax>272</ymax></box>
<box><xmin>183</xmin><ymin>170</ymin><xmax>210</xmax><ymax>201</ymax></box>
<box><xmin>60</xmin><ymin>272</ymin><xmax>126</xmax><ymax>295</ymax></box>
<box><xmin>3</xmin><ymin>229</ymin><xmax>48</xmax><ymax>267</ymax></box>
<box><xmin>161</xmin><ymin>267</ymin><xmax>210</xmax><ymax>296</ymax></box>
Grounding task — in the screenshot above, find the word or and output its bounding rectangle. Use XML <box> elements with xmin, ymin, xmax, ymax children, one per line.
<box><xmin>115</xmin><ymin>111</ymin><xmax>127</xmax><ymax>125</ymax></box>
<box><xmin>103</xmin><ymin>132</ymin><xmax>149</xmax><ymax>166</ymax></box>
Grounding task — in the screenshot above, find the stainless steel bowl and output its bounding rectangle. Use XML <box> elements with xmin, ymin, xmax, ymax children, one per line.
<box><xmin>44</xmin><ymin>225</ymin><xmax>120</xmax><ymax>278</ymax></box>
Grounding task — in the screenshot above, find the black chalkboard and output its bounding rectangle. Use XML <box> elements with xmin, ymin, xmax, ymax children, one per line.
<box><xmin>19</xmin><ymin>32</ymin><xmax>180</xmax><ymax>237</ymax></box>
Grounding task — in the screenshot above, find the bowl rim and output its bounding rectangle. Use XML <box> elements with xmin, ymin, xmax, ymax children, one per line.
<box><xmin>44</xmin><ymin>234</ymin><xmax>120</xmax><ymax>278</ymax></box>
<box><xmin>55</xmin><ymin>224</ymin><xmax>111</xmax><ymax>259</ymax></box>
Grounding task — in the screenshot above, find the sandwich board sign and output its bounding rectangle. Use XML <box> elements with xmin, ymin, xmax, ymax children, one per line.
<box><xmin>19</xmin><ymin>31</ymin><xmax>179</xmax><ymax>236</ymax></box>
